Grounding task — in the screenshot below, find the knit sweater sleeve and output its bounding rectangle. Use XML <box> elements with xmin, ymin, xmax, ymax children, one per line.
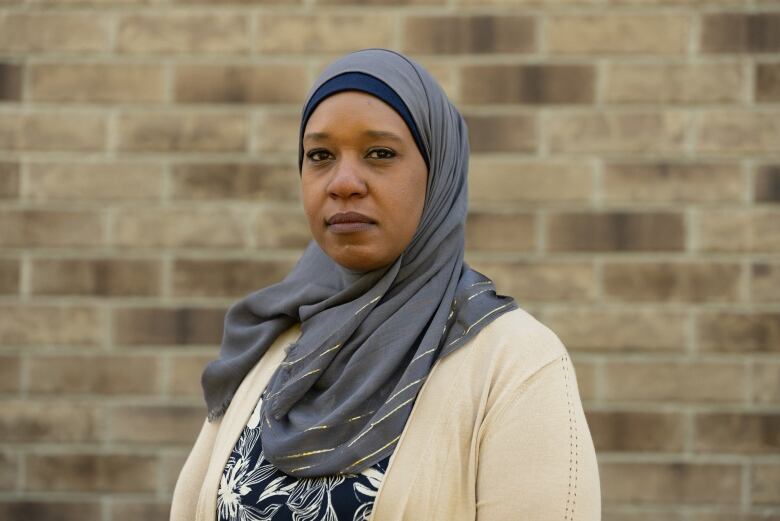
<box><xmin>476</xmin><ymin>353</ymin><xmax>601</xmax><ymax>521</ymax></box>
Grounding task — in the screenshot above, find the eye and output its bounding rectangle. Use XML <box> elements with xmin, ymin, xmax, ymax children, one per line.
<box><xmin>306</xmin><ymin>148</ymin><xmax>332</xmax><ymax>162</ymax></box>
<box><xmin>365</xmin><ymin>147</ymin><xmax>396</xmax><ymax>160</ymax></box>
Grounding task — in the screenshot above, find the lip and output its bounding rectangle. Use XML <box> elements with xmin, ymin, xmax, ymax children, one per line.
<box><xmin>326</xmin><ymin>211</ymin><xmax>376</xmax><ymax>234</ymax></box>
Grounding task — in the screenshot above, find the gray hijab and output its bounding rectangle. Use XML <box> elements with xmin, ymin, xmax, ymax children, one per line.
<box><xmin>202</xmin><ymin>49</ymin><xmax>516</xmax><ymax>477</ymax></box>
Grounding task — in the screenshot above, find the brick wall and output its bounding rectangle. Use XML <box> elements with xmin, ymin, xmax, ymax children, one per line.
<box><xmin>0</xmin><ymin>1</ymin><xmax>778</xmax><ymax>520</ymax></box>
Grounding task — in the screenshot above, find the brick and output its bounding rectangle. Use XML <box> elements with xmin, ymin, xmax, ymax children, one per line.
<box><xmin>172</xmin><ymin>258</ymin><xmax>294</xmax><ymax>298</ymax></box>
<box><xmin>26</xmin><ymin>453</ymin><xmax>157</xmax><ymax>492</ymax></box>
<box><xmin>117</xmin><ymin>112</ymin><xmax>247</xmax><ymax>152</ymax></box>
<box><xmin>570</xmin><ymin>359</ymin><xmax>596</xmax><ymax>401</ymax></box>
<box><xmin>164</xmin><ymin>452</ymin><xmax>188</xmax><ymax>491</ymax></box>
<box><xmin>548</xmin><ymin>14</ymin><xmax>689</xmax><ymax>55</ymax></box>
<box><xmin>28</xmin><ymin>355</ymin><xmax>160</xmax><ymax>395</ymax></box>
<box><xmin>697</xmin><ymin>209</ymin><xmax>780</xmax><ymax>252</ymax></box>
<box><xmin>255</xmin><ymin>111</ymin><xmax>299</xmax><ymax>153</ymax></box>
<box><xmin>0</xmin><ymin>502</ymin><xmax>101</xmax><ymax>521</ymax></box>
<box><xmin>0</xmin><ymin>401</ymin><xmax>99</xmax><ymax>442</ymax></box>
<box><xmin>465</xmin><ymin>212</ymin><xmax>535</xmax><ymax>251</ymax></box>
<box><xmin>600</xmin><ymin>462</ymin><xmax>742</xmax><ymax>504</ymax></box>
<box><xmin>698</xmin><ymin>312</ymin><xmax>780</xmax><ymax>353</ymax></box>
<box><xmin>0</xmin><ymin>451</ymin><xmax>14</xmax><ymax>490</ymax></box>
<box><xmin>0</xmin><ymin>259</ymin><xmax>18</xmax><ymax>294</ymax></box>
<box><xmin>469</xmin><ymin>160</ymin><xmax>591</xmax><ymax>203</ymax></box>
<box><xmin>0</xmin><ymin>63</ymin><xmax>22</xmax><ymax>101</ymax></box>
<box><xmin>31</xmin><ymin>258</ymin><xmax>162</xmax><ymax>297</ymax></box>
<box><xmin>756</xmin><ymin>63</ymin><xmax>780</xmax><ymax>102</ymax></box>
<box><xmin>547</xmin><ymin>111</ymin><xmax>689</xmax><ymax>154</ymax></box>
<box><xmin>416</xmin><ymin>60</ymin><xmax>458</xmax><ymax>101</ymax></box>
<box><xmin>752</xmin><ymin>263</ymin><xmax>780</xmax><ymax>302</ymax></box>
<box><xmin>109</xmin><ymin>405</ymin><xmax>203</xmax><ymax>444</ymax></box>
<box><xmin>27</xmin><ymin>162</ymin><xmax>164</xmax><ymax>202</ymax></box>
<box><xmin>469</xmin><ymin>260</ymin><xmax>595</xmax><ymax>302</ymax></box>
<box><xmin>174</xmin><ymin>64</ymin><xmax>307</xmax><ymax>104</ymax></box>
<box><xmin>602</xmin><ymin>262</ymin><xmax>741</xmax><ymax>303</ymax></box>
<box><xmin>460</xmin><ymin>65</ymin><xmax>594</xmax><ymax>104</ymax></box>
<box><xmin>112</xmin><ymin>208</ymin><xmax>247</xmax><ymax>248</ymax></box>
<box><xmin>110</xmin><ymin>501</ymin><xmax>169</xmax><ymax>521</ymax></box>
<box><xmin>603</xmin><ymin>361</ymin><xmax>746</xmax><ymax>403</ymax></box>
<box><xmin>0</xmin><ymin>162</ymin><xmax>19</xmax><ymax>198</ymax></box>
<box><xmin>604</xmin><ymin>512</ymin><xmax>685</xmax><ymax>521</ymax></box>
<box><xmin>543</xmin><ymin>308</ymin><xmax>686</xmax><ymax>352</ymax></box>
<box><xmin>695</xmin><ymin>413</ymin><xmax>780</xmax><ymax>454</ymax></box>
<box><xmin>698</xmin><ymin>111</ymin><xmax>780</xmax><ymax>154</ymax></box>
<box><xmin>753</xmin><ymin>465</ymin><xmax>780</xmax><ymax>504</ymax></box>
<box><xmin>171</xmin><ymin>162</ymin><xmax>299</xmax><ymax>202</ymax></box>
<box><xmin>603</xmin><ymin>162</ymin><xmax>743</xmax><ymax>203</ymax></box>
<box><xmin>701</xmin><ymin>13</ymin><xmax>780</xmax><ymax>54</ymax></box>
<box><xmin>257</xmin><ymin>14</ymin><xmax>394</xmax><ymax>54</ymax></box>
<box><xmin>692</xmin><ymin>514</ymin><xmax>780</xmax><ymax>521</ymax></box>
<box><xmin>0</xmin><ymin>356</ymin><xmax>19</xmax><ymax>392</ymax></box>
<box><xmin>317</xmin><ymin>0</ymin><xmax>442</xmax><ymax>4</ymax></box>
<box><xmin>0</xmin><ymin>112</ymin><xmax>106</xmax><ymax>151</ymax></box>
<box><xmin>587</xmin><ymin>411</ymin><xmax>685</xmax><ymax>451</ymax></box>
<box><xmin>463</xmin><ymin>114</ymin><xmax>536</xmax><ymax>153</ymax></box>
<box><xmin>118</xmin><ymin>13</ymin><xmax>248</xmax><ymax>54</ymax></box>
<box><xmin>252</xmin><ymin>207</ymin><xmax>311</xmax><ymax>249</ymax></box>
<box><xmin>29</xmin><ymin>64</ymin><xmax>164</xmax><ymax>103</ymax></box>
<box><xmin>755</xmin><ymin>164</ymin><xmax>780</xmax><ymax>202</ymax></box>
<box><xmin>605</xmin><ymin>63</ymin><xmax>744</xmax><ymax>103</ymax></box>
<box><xmin>403</xmin><ymin>15</ymin><xmax>535</xmax><ymax>55</ymax></box>
<box><xmin>113</xmin><ymin>307</ymin><xmax>224</xmax><ymax>346</ymax></box>
<box><xmin>547</xmin><ymin>212</ymin><xmax>685</xmax><ymax>252</ymax></box>
<box><xmin>0</xmin><ymin>13</ymin><xmax>108</xmax><ymax>53</ymax></box>
<box><xmin>0</xmin><ymin>210</ymin><xmax>104</xmax><ymax>248</ymax></box>
<box><xmin>753</xmin><ymin>362</ymin><xmax>780</xmax><ymax>404</ymax></box>
<box><xmin>169</xmin><ymin>354</ymin><xmax>213</xmax><ymax>396</ymax></box>
<box><xmin>0</xmin><ymin>304</ymin><xmax>102</xmax><ymax>346</ymax></box>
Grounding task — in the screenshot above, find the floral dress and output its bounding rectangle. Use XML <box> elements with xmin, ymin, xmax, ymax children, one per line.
<box><xmin>217</xmin><ymin>397</ymin><xmax>392</xmax><ymax>521</ymax></box>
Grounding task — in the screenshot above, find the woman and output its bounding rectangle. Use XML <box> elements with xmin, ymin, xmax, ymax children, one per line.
<box><xmin>171</xmin><ymin>49</ymin><xmax>600</xmax><ymax>521</ymax></box>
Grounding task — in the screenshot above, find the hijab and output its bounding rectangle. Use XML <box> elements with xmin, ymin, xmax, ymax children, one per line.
<box><xmin>201</xmin><ymin>48</ymin><xmax>517</xmax><ymax>477</ymax></box>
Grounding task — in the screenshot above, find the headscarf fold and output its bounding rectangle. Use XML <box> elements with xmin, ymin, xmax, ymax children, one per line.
<box><xmin>202</xmin><ymin>48</ymin><xmax>516</xmax><ymax>477</ymax></box>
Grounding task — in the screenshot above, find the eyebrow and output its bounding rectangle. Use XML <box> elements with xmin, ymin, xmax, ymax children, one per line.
<box><xmin>303</xmin><ymin>129</ymin><xmax>404</xmax><ymax>144</ymax></box>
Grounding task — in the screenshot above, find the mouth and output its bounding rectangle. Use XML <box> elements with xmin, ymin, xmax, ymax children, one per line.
<box><xmin>326</xmin><ymin>211</ymin><xmax>377</xmax><ymax>234</ymax></box>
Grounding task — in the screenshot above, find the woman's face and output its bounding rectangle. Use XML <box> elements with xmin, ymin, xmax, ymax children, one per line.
<box><xmin>300</xmin><ymin>91</ymin><xmax>428</xmax><ymax>272</ymax></box>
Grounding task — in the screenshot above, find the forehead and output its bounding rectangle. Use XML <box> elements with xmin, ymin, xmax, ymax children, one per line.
<box><xmin>303</xmin><ymin>91</ymin><xmax>409</xmax><ymax>135</ymax></box>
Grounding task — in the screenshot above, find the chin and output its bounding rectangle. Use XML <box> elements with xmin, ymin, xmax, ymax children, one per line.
<box><xmin>328</xmin><ymin>246</ymin><xmax>392</xmax><ymax>273</ymax></box>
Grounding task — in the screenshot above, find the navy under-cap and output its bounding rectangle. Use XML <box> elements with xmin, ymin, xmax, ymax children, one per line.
<box><xmin>298</xmin><ymin>71</ymin><xmax>430</xmax><ymax>171</ymax></box>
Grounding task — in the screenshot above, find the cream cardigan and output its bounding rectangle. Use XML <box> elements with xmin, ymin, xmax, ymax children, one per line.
<box><xmin>170</xmin><ymin>308</ymin><xmax>601</xmax><ymax>521</ymax></box>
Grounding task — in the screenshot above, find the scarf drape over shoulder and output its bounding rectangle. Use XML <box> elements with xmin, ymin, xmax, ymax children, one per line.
<box><xmin>201</xmin><ymin>48</ymin><xmax>517</xmax><ymax>477</ymax></box>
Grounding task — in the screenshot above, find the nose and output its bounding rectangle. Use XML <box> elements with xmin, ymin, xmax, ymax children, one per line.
<box><xmin>327</xmin><ymin>155</ymin><xmax>367</xmax><ymax>200</ymax></box>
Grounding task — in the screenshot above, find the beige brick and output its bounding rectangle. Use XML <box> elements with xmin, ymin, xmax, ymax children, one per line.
<box><xmin>403</xmin><ymin>15</ymin><xmax>535</xmax><ymax>54</ymax></box>
<box><xmin>0</xmin><ymin>304</ymin><xmax>102</xmax><ymax>346</ymax></box>
<box><xmin>587</xmin><ymin>411</ymin><xmax>685</xmax><ymax>451</ymax></box>
<box><xmin>695</xmin><ymin>413</ymin><xmax>780</xmax><ymax>454</ymax></box>
<box><xmin>0</xmin><ymin>210</ymin><xmax>104</xmax><ymax>248</ymax></box>
<box><xmin>0</xmin><ymin>451</ymin><xmax>15</xmax><ymax>490</ymax></box>
<box><xmin>110</xmin><ymin>501</ymin><xmax>169</xmax><ymax>521</ymax></box>
<box><xmin>603</xmin><ymin>361</ymin><xmax>746</xmax><ymax>403</ymax></box>
<box><xmin>172</xmin><ymin>258</ymin><xmax>295</xmax><ymax>298</ymax></box>
<box><xmin>28</xmin><ymin>355</ymin><xmax>160</xmax><ymax>395</ymax></box>
<box><xmin>698</xmin><ymin>312</ymin><xmax>780</xmax><ymax>353</ymax></box>
<box><xmin>29</xmin><ymin>64</ymin><xmax>165</xmax><ymax>103</ymax></box>
<box><xmin>469</xmin><ymin>260</ymin><xmax>595</xmax><ymax>302</ymax></box>
<box><xmin>0</xmin><ymin>259</ymin><xmax>18</xmax><ymax>294</ymax></box>
<box><xmin>752</xmin><ymin>263</ymin><xmax>780</xmax><ymax>302</ymax></box>
<box><xmin>0</xmin><ymin>112</ymin><xmax>106</xmax><ymax>151</ymax></box>
<box><xmin>255</xmin><ymin>111</ymin><xmax>299</xmax><ymax>153</ymax></box>
<box><xmin>117</xmin><ymin>112</ymin><xmax>247</xmax><ymax>152</ymax></box>
<box><xmin>31</xmin><ymin>258</ymin><xmax>162</xmax><ymax>297</ymax></box>
<box><xmin>257</xmin><ymin>14</ymin><xmax>394</xmax><ymax>54</ymax></box>
<box><xmin>169</xmin><ymin>354</ymin><xmax>213</xmax><ymax>396</ymax></box>
<box><xmin>317</xmin><ymin>0</ymin><xmax>444</xmax><ymax>5</ymax></box>
<box><xmin>0</xmin><ymin>355</ymin><xmax>20</xmax><ymax>393</ymax></box>
<box><xmin>27</xmin><ymin>162</ymin><xmax>164</xmax><ymax>201</ymax></box>
<box><xmin>0</xmin><ymin>162</ymin><xmax>19</xmax><ymax>198</ymax></box>
<box><xmin>692</xmin><ymin>513</ymin><xmax>780</xmax><ymax>521</ymax></box>
<box><xmin>547</xmin><ymin>212</ymin><xmax>685</xmax><ymax>252</ymax></box>
<box><xmin>465</xmin><ymin>212</ymin><xmax>535</xmax><ymax>251</ymax></box>
<box><xmin>174</xmin><ymin>64</ymin><xmax>308</xmax><ymax>104</ymax></box>
<box><xmin>163</xmin><ymin>452</ymin><xmax>188</xmax><ymax>492</ymax></box>
<box><xmin>604</xmin><ymin>512</ymin><xmax>685</xmax><ymax>521</ymax></box>
<box><xmin>171</xmin><ymin>162</ymin><xmax>299</xmax><ymax>202</ymax></box>
<box><xmin>0</xmin><ymin>401</ymin><xmax>99</xmax><ymax>442</ymax></box>
<box><xmin>755</xmin><ymin>164</ymin><xmax>780</xmax><ymax>203</ymax></box>
<box><xmin>701</xmin><ymin>13</ymin><xmax>780</xmax><ymax>54</ymax></box>
<box><xmin>753</xmin><ymin>362</ymin><xmax>780</xmax><ymax>405</ymax></box>
<box><xmin>753</xmin><ymin>465</ymin><xmax>780</xmax><ymax>504</ymax></box>
<box><xmin>697</xmin><ymin>209</ymin><xmax>780</xmax><ymax>253</ymax></box>
<box><xmin>601</xmin><ymin>462</ymin><xmax>742</xmax><ymax>504</ymax></box>
<box><xmin>548</xmin><ymin>14</ymin><xmax>689</xmax><ymax>55</ymax></box>
<box><xmin>26</xmin><ymin>453</ymin><xmax>157</xmax><ymax>492</ymax></box>
<box><xmin>0</xmin><ymin>502</ymin><xmax>101</xmax><ymax>521</ymax></box>
<box><xmin>547</xmin><ymin>111</ymin><xmax>689</xmax><ymax>154</ymax></box>
<box><xmin>112</xmin><ymin>208</ymin><xmax>247</xmax><ymax>248</ymax></box>
<box><xmin>0</xmin><ymin>63</ymin><xmax>22</xmax><ymax>101</ymax></box>
<box><xmin>605</xmin><ymin>63</ymin><xmax>744</xmax><ymax>104</ymax></box>
<box><xmin>252</xmin><ymin>207</ymin><xmax>311</xmax><ymax>249</ymax></box>
<box><xmin>460</xmin><ymin>65</ymin><xmax>594</xmax><ymax>104</ymax></box>
<box><xmin>603</xmin><ymin>262</ymin><xmax>742</xmax><ymax>303</ymax></box>
<box><xmin>570</xmin><ymin>359</ymin><xmax>596</xmax><ymax>401</ymax></box>
<box><xmin>603</xmin><ymin>162</ymin><xmax>743</xmax><ymax>203</ymax></box>
<box><xmin>544</xmin><ymin>308</ymin><xmax>686</xmax><ymax>352</ymax></box>
<box><xmin>0</xmin><ymin>13</ymin><xmax>108</xmax><ymax>53</ymax></box>
<box><xmin>109</xmin><ymin>405</ymin><xmax>203</xmax><ymax>445</ymax></box>
<box><xmin>469</xmin><ymin>160</ymin><xmax>591</xmax><ymax>204</ymax></box>
<box><xmin>118</xmin><ymin>13</ymin><xmax>248</xmax><ymax>54</ymax></box>
<box><xmin>698</xmin><ymin>111</ymin><xmax>780</xmax><ymax>154</ymax></box>
<box><xmin>113</xmin><ymin>307</ymin><xmax>224</xmax><ymax>346</ymax></box>
<box><xmin>756</xmin><ymin>63</ymin><xmax>780</xmax><ymax>103</ymax></box>
<box><xmin>463</xmin><ymin>114</ymin><xmax>536</xmax><ymax>153</ymax></box>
